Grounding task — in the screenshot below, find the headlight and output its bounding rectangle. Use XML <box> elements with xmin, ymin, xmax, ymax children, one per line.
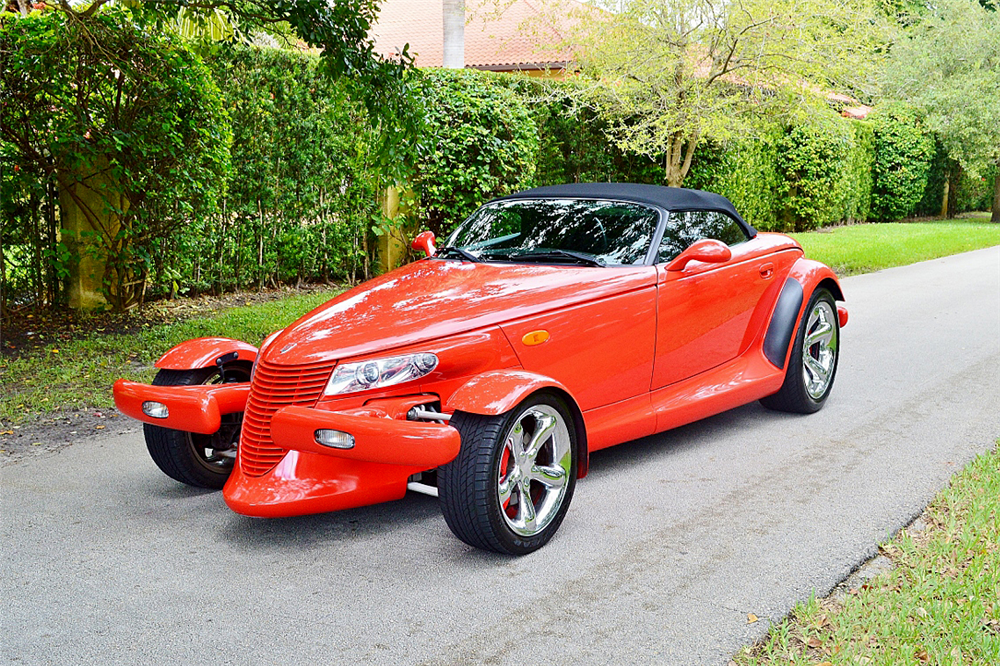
<box><xmin>323</xmin><ymin>353</ymin><xmax>439</xmax><ymax>396</ymax></box>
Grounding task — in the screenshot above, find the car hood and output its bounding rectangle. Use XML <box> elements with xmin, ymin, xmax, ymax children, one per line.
<box><xmin>264</xmin><ymin>259</ymin><xmax>655</xmax><ymax>365</ymax></box>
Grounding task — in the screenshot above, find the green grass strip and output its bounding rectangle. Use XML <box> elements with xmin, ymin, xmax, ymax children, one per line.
<box><xmin>735</xmin><ymin>444</ymin><xmax>1000</xmax><ymax>665</ymax></box>
<box><xmin>790</xmin><ymin>213</ymin><xmax>1000</xmax><ymax>277</ymax></box>
<box><xmin>0</xmin><ymin>289</ymin><xmax>339</xmax><ymax>424</ymax></box>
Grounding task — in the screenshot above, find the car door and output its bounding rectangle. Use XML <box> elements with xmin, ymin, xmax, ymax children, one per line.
<box><xmin>651</xmin><ymin>210</ymin><xmax>780</xmax><ymax>390</ymax></box>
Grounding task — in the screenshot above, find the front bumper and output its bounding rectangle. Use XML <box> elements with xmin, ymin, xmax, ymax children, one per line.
<box><xmin>113</xmin><ymin>379</ymin><xmax>249</xmax><ymax>434</ymax></box>
<box><xmin>223</xmin><ymin>402</ymin><xmax>461</xmax><ymax>518</ymax></box>
<box><xmin>269</xmin><ymin>405</ymin><xmax>460</xmax><ymax>467</ymax></box>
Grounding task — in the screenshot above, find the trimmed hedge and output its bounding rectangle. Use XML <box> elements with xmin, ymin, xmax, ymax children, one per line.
<box><xmin>685</xmin><ymin>130</ymin><xmax>782</xmax><ymax>230</ymax></box>
<box><xmin>870</xmin><ymin>105</ymin><xmax>935</xmax><ymax>221</ymax></box>
<box><xmin>413</xmin><ymin>69</ymin><xmax>539</xmax><ymax>237</ymax></box>
<box><xmin>4</xmin><ymin>40</ymin><xmax>955</xmax><ymax>315</ymax></box>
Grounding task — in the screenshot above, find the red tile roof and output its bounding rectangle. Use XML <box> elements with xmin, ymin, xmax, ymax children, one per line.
<box><xmin>370</xmin><ymin>0</ymin><xmax>581</xmax><ymax>70</ymax></box>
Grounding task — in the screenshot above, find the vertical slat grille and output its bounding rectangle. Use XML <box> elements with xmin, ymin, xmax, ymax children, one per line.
<box><xmin>239</xmin><ymin>359</ymin><xmax>335</xmax><ymax>476</ymax></box>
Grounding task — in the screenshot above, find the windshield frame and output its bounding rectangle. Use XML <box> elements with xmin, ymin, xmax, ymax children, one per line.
<box><xmin>441</xmin><ymin>197</ymin><xmax>668</xmax><ymax>268</ymax></box>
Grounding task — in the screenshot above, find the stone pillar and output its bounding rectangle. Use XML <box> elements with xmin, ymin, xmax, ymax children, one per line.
<box><xmin>376</xmin><ymin>186</ymin><xmax>413</xmax><ymax>274</ymax></box>
<box><xmin>57</xmin><ymin>160</ymin><xmax>126</xmax><ymax>310</ymax></box>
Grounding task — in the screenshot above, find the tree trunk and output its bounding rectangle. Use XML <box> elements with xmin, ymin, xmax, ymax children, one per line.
<box><xmin>442</xmin><ymin>0</ymin><xmax>465</xmax><ymax>69</ymax></box>
<box><xmin>665</xmin><ymin>133</ymin><xmax>699</xmax><ymax>188</ymax></box>
<box><xmin>940</xmin><ymin>168</ymin><xmax>950</xmax><ymax>218</ymax></box>
<box><xmin>992</xmin><ymin>165</ymin><xmax>1000</xmax><ymax>223</ymax></box>
<box><xmin>947</xmin><ymin>163</ymin><xmax>960</xmax><ymax>219</ymax></box>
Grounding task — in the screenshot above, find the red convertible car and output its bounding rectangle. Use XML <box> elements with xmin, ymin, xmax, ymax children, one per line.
<box><xmin>114</xmin><ymin>183</ymin><xmax>846</xmax><ymax>554</ymax></box>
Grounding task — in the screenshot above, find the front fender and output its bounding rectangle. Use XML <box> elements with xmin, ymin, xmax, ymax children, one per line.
<box><xmin>113</xmin><ymin>379</ymin><xmax>250</xmax><ymax>433</ymax></box>
<box><xmin>445</xmin><ymin>369</ymin><xmax>572</xmax><ymax>416</ymax></box>
<box><xmin>155</xmin><ymin>337</ymin><xmax>257</xmax><ymax>370</ymax></box>
<box><xmin>446</xmin><ymin>369</ymin><xmax>589</xmax><ymax>478</ymax></box>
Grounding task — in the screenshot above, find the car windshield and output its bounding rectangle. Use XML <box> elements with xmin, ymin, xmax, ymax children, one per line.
<box><xmin>443</xmin><ymin>199</ymin><xmax>660</xmax><ymax>266</ymax></box>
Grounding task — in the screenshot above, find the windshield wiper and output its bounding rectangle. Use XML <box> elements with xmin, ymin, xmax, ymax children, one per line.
<box><xmin>509</xmin><ymin>249</ymin><xmax>605</xmax><ymax>267</ymax></box>
<box><xmin>437</xmin><ymin>246</ymin><xmax>481</xmax><ymax>263</ymax></box>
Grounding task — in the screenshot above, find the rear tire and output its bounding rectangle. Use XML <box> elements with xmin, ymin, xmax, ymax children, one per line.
<box><xmin>760</xmin><ymin>288</ymin><xmax>840</xmax><ymax>414</ymax></box>
<box><xmin>143</xmin><ymin>365</ymin><xmax>249</xmax><ymax>489</ymax></box>
<box><xmin>439</xmin><ymin>393</ymin><xmax>577</xmax><ymax>555</ymax></box>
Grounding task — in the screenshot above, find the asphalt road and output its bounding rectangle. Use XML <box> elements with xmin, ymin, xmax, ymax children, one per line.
<box><xmin>3</xmin><ymin>247</ymin><xmax>999</xmax><ymax>666</ymax></box>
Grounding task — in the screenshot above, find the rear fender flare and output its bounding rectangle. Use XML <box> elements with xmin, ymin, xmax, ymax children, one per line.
<box><xmin>446</xmin><ymin>370</ymin><xmax>590</xmax><ymax>478</ymax></box>
<box><xmin>155</xmin><ymin>337</ymin><xmax>257</xmax><ymax>371</ymax></box>
<box><xmin>763</xmin><ymin>260</ymin><xmax>844</xmax><ymax>369</ymax></box>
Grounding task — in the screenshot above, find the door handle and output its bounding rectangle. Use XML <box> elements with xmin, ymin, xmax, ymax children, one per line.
<box><xmin>758</xmin><ymin>263</ymin><xmax>774</xmax><ymax>279</ymax></box>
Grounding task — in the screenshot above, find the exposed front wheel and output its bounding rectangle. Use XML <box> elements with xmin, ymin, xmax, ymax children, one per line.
<box><xmin>143</xmin><ymin>365</ymin><xmax>250</xmax><ymax>489</ymax></box>
<box><xmin>760</xmin><ymin>288</ymin><xmax>840</xmax><ymax>414</ymax></box>
<box><xmin>439</xmin><ymin>393</ymin><xmax>577</xmax><ymax>555</ymax></box>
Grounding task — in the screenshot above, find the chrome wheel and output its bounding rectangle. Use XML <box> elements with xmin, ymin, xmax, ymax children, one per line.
<box><xmin>496</xmin><ymin>404</ymin><xmax>572</xmax><ymax>537</ymax></box>
<box><xmin>802</xmin><ymin>300</ymin><xmax>838</xmax><ymax>400</ymax></box>
<box><xmin>188</xmin><ymin>369</ymin><xmax>245</xmax><ymax>473</ymax></box>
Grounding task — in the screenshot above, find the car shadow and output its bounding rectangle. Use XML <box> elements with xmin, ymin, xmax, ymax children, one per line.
<box><xmin>584</xmin><ymin>402</ymin><xmax>787</xmax><ymax>479</ymax></box>
<box><xmin>146</xmin><ymin>402</ymin><xmax>800</xmax><ymax>555</ymax></box>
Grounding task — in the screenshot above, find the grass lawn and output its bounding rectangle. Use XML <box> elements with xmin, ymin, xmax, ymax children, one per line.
<box><xmin>790</xmin><ymin>213</ymin><xmax>1000</xmax><ymax>277</ymax></box>
<box><xmin>0</xmin><ymin>288</ymin><xmax>341</xmax><ymax>424</ymax></box>
<box><xmin>734</xmin><ymin>444</ymin><xmax>1000</xmax><ymax>665</ymax></box>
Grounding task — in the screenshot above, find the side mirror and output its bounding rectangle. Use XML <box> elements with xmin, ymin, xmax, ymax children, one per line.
<box><xmin>411</xmin><ymin>231</ymin><xmax>436</xmax><ymax>258</ymax></box>
<box><xmin>666</xmin><ymin>238</ymin><xmax>732</xmax><ymax>272</ymax></box>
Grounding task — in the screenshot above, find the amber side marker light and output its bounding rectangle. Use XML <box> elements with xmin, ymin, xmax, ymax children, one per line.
<box><xmin>315</xmin><ymin>429</ymin><xmax>355</xmax><ymax>449</ymax></box>
<box><xmin>142</xmin><ymin>401</ymin><xmax>169</xmax><ymax>419</ymax></box>
<box><xmin>522</xmin><ymin>330</ymin><xmax>550</xmax><ymax>346</ymax></box>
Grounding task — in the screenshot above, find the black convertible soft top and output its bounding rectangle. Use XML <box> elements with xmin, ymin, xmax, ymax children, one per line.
<box><xmin>494</xmin><ymin>183</ymin><xmax>756</xmax><ymax>236</ymax></box>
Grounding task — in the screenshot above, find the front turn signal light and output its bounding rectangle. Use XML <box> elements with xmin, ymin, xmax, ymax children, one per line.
<box><xmin>315</xmin><ymin>429</ymin><xmax>355</xmax><ymax>449</ymax></box>
<box><xmin>142</xmin><ymin>401</ymin><xmax>169</xmax><ymax>419</ymax></box>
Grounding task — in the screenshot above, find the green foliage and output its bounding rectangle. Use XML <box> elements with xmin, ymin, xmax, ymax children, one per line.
<box><xmin>502</xmin><ymin>78</ymin><xmax>661</xmax><ymax>187</ymax></box>
<box><xmin>685</xmin><ymin>129</ymin><xmax>782</xmax><ymax>230</ymax></box>
<box><xmin>832</xmin><ymin>120</ymin><xmax>876</xmax><ymax>224</ymax></box>
<box><xmin>914</xmin><ymin>140</ymin><xmax>951</xmax><ymax>217</ymax></box>
<box><xmin>775</xmin><ymin>116</ymin><xmax>856</xmax><ymax>230</ymax></box>
<box><xmin>869</xmin><ymin>105</ymin><xmax>935</xmax><ymax>221</ymax></box>
<box><xmin>882</xmin><ymin>0</ymin><xmax>1000</xmax><ymax>179</ymax></box>
<box><xmin>1</xmin><ymin>7</ymin><xmax>230</xmax><ymax>310</ymax></box>
<box><xmin>113</xmin><ymin>0</ymin><xmax>422</xmax><ymax>174</ymax></box>
<box><xmin>572</xmin><ymin>0</ymin><xmax>891</xmax><ymax>186</ymax></box>
<box><xmin>413</xmin><ymin>69</ymin><xmax>539</xmax><ymax>237</ymax></box>
<box><xmin>955</xmin><ymin>165</ymin><xmax>998</xmax><ymax>214</ymax></box>
<box><xmin>196</xmin><ymin>46</ymin><xmax>383</xmax><ymax>292</ymax></box>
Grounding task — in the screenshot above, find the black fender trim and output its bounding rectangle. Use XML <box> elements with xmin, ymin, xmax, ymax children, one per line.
<box><xmin>763</xmin><ymin>278</ymin><xmax>804</xmax><ymax>369</ymax></box>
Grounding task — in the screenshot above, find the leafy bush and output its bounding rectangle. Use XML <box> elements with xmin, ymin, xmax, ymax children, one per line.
<box><xmin>1</xmin><ymin>7</ymin><xmax>229</xmax><ymax>310</ymax></box>
<box><xmin>832</xmin><ymin>120</ymin><xmax>876</xmax><ymax>224</ymax></box>
<box><xmin>685</xmin><ymin>129</ymin><xmax>782</xmax><ymax>230</ymax></box>
<box><xmin>200</xmin><ymin>46</ymin><xmax>382</xmax><ymax>291</ymax></box>
<box><xmin>913</xmin><ymin>140</ymin><xmax>950</xmax><ymax>217</ymax></box>
<box><xmin>775</xmin><ymin>116</ymin><xmax>855</xmax><ymax>230</ymax></box>
<box><xmin>869</xmin><ymin>105</ymin><xmax>935</xmax><ymax>221</ymax></box>
<box><xmin>502</xmin><ymin>78</ymin><xmax>661</xmax><ymax>187</ymax></box>
<box><xmin>413</xmin><ymin>69</ymin><xmax>539</xmax><ymax>237</ymax></box>
<box><xmin>955</xmin><ymin>164</ymin><xmax>997</xmax><ymax>214</ymax></box>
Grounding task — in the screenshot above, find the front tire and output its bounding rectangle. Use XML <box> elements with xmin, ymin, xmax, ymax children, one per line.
<box><xmin>439</xmin><ymin>393</ymin><xmax>577</xmax><ymax>555</ymax></box>
<box><xmin>760</xmin><ymin>288</ymin><xmax>840</xmax><ymax>414</ymax></box>
<box><xmin>143</xmin><ymin>365</ymin><xmax>249</xmax><ymax>489</ymax></box>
